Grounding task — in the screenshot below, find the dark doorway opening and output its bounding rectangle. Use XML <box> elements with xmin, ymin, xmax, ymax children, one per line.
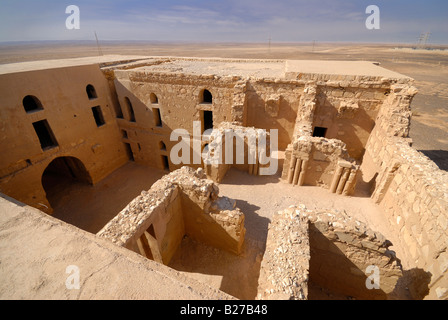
<box><xmin>23</xmin><ymin>95</ymin><xmax>43</xmax><ymax>113</ymax></box>
<box><xmin>153</xmin><ymin>108</ymin><xmax>162</xmax><ymax>127</ymax></box>
<box><xmin>202</xmin><ymin>89</ymin><xmax>213</xmax><ymax>104</ymax></box>
<box><xmin>41</xmin><ymin>157</ymin><xmax>92</xmax><ymax>209</ymax></box>
<box><xmin>150</xmin><ymin>93</ymin><xmax>158</xmax><ymax>104</ymax></box>
<box><xmin>86</xmin><ymin>84</ymin><xmax>97</xmax><ymax>100</ymax></box>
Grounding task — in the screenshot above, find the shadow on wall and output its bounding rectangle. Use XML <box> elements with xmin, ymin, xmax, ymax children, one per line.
<box><xmin>308</xmin><ymin>223</ymin><xmax>433</xmax><ymax>300</ymax></box>
<box><xmin>233</xmin><ymin>199</ymin><xmax>270</xmax><ymax>245</ymax></box>
<box><xmin>168</xmin><ymin>198</ymin><xmax>270</xmax><ymax>300</ymax></box>
<box><xmin>41</xmin><ymin>156</ymin><xmax>93</xmax><ymax>211</ymax></box>
<box><xmin>245</xmin><ymin>85</ymin><xmax>297</xmax><ymax>151</ymax></box>
<box><xmin>353</xmin><ymin>172</ymin><xmax>379</xmax><ymax>198</ymax></box>
<box><xmin>219</xmin><ymin>167</ymin><xmax>282</xmax><ymax>187</ymax></box>
<box><xmin>391</xmin><ymin>268</ymin><xmax>432</xmax><ymax>300</ymax></box>
<box><xmin>308</xmin><ymin>223</ymin><xmax>389</xmax><ymax>300</ymax></box>
<box><xmin>420</xmin><ymin>150</ymin><xmax>448</xmax><ymax>171</ymax></box>
<box><xmin>314</xmin><ymin>92</ymin><xmax>376</xmax><ymax>160</ymax></box>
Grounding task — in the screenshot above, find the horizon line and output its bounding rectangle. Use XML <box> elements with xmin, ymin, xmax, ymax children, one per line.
<box><xmin>1</xmin><ymin>39</ymin><xmax>448</xmax><ymax>47</ymax></box>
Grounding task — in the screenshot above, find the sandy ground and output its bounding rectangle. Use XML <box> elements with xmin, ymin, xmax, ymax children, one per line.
<box><xmin>51</xmin><ymin>162</ymin><xmax>166</xmax><ymax>233</ymax></box>
<box><xmin>49</xmin><ymin>160</ymin><xmax>408</xmax><ymax>299</ymax></box>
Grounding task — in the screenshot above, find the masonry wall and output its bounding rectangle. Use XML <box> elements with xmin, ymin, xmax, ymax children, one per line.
<box><xmin>282</xmin><ymin>136</ymin><xmax>358</xmax><ymax>194</ymax></box>
<box><xmin>245</xmin><ymin>80</ymin><xmax>304</xmax><ymax>150</ymax></box>
<box><xmin>97</xmin><ymin>167</ymin><xmax>246</xmax><ymax>265</ymax></box>
<box><xmin>0</xmin><ymin>65</ymin><xmax>128</xmax><ymax>213</ymax></box>
<box><xmin>111</xmin><ymin>70</ymin><xmax>237</xmax><ymax>172</ymax></box>
<box><xmin>313</xmin><ymin>84</ymin><xmax>386</xmax><ymax>160</ymax></box>
<box><xmin>361</xmin><ymin>84</ymin><xmax>448</xmax><ymax>300</ymax></box>
<box><xmin>257</xmin><ymin>205</ymin><xmax>403</xmax><ymax>300</ymax></box>
<box><xmin>0</xmin><ymin>193</ymin><xmax>233</xmax><ymax>300</ymax></box>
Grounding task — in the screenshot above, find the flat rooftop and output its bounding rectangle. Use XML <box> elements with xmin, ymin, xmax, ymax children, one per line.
<box><xmin>0</xmin><ymin>55</ymin><xmax>411</xmax><ymax>80</ymax></box>
<box><xmin>129</xmin><ymin>57</ymin><xmax>411</xmax><ymax>80</ymax></box>
<box><xmin>285</xmin><ymin>60</ymin><xmax>411</xmax><ymax>79</ymax></box>
<box><xmin>0</xmin><ymin>55</ymin><xmax>150</xmax><ymax>75</ymax></box>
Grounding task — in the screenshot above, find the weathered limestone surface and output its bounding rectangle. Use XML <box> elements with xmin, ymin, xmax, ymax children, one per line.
<box><xmin>201</xmin><ymin>122</ymin><xmax>274</xmax><ymax>181</ymax></box>
<box><xmin>256</xmin><ymin>207</ymin><xmax>309</xmax><ymax>300</ymax></box>
<box><xmin>1</xmin><ymin>55</ymin><xmax>446</xmax><ymax>300</ymax></box>
<box><xmin>361</xmin><ymin>84</ymin><xmax>448</xmax><ymax>300</ymax></box>
<box><xmin>0</xmin><ymin>63</ymin><xmax>128</xmax><ymax>214</ymax></box>
<box><xmin>97</xmin><ymin>167</ymin><xmax>245</xmax><ymax>264</ymax></box>
<box><xmin>258</xmin><ymin>205</ymin><xmax>403</xmax><ymax>300</ymax></box>
<box><xmin>0</xmin><ymin>193</ymin><xmax>233</xmax><ymax>300</ymax></box>
<box><xmin>282</xmin><ymin>136</ymin><xmax>359</xmax><ymax>194</ymax></box>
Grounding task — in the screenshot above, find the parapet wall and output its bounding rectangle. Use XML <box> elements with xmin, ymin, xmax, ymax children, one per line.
<box><xmin>97</xmin><ymin>166</ymin><xmax>245</xmax><ymax>265</ymax></box>
<box><xmin>361</xmin><ymin>84</ymin><xmax>448</xmax><ymax>300</ymax></box>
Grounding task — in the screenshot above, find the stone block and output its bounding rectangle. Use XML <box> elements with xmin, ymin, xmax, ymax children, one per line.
<box><xmin>437</xmin><ymin>214</ymin><xmax>448</xmax><ymax>231</ymax></box>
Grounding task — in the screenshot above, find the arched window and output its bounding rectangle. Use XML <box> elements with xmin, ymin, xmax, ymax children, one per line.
<box><xmin>150</xmin><ymin>93</ymin><xmax>158</xmax><ymax>104</ymax></box>
<box><xmin>86</xmin><ymin>84</ymin><xmax>97</xmax><ymax>100</ymax></box>
<box><xmin>201</xmin><ymin>89</ymin><xmax>212</xmax><ymax>104</ymax></box>
<box><xmin>23</xmin><ymin>95</ymin><xmax>43</xmax><ymax>113</ymax></box>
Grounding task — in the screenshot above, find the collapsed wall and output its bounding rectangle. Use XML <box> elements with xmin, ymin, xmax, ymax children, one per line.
<box><xmin>361</xmin><ymin>84</ymin><xmax>448</xmax><ymax>300</ymax></box>
<box><xmin>256</xmin><ymin>207</ymin><xmax>310</xmax><ymax>300</ymax></box>
<box><xmin>97</xmin><ymin>166</ymin><xmax>245</xmax><ymax>265</ymax></box>
<box><xmin>257</xmin><ymin>205</ymin><xmax>403</xmax><ymax>300</ymax></box>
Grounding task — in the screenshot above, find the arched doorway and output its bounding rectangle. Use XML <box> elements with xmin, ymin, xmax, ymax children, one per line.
<box><xmin>41</xmin><ymin>157</ymin><xmax>92</xmax><ymax>208</ymax></box>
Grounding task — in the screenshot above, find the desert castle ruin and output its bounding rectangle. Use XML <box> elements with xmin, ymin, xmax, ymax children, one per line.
<box><xmin>0</xmin><ymin>56</ymin><xmax>447</xmax><ymax>300</ymax></box>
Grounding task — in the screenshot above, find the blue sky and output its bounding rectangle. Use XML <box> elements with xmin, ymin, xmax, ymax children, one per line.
<box><xmin>1</xmin><ymin>0</ymin><xmax>447</xmax><ymax>44</ymax></box>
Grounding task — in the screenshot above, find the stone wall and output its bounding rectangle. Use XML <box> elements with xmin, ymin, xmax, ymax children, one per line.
<box><xmin>282</xmin><ymin>136</ymin><xmax>359</xmax><ymax>195</ymax></box>
<box><xmin>245</xmin><ymin>79</ymin><xmax>304</xmax><ymax>150</ymax></box>
<box><xmin>0</xmin><ymin>64</ymin><xmax>128</xmax><ymax>213</ymax></box>
<box><xmin>106</xmin><ymin>58</ymin><xmax>398</xmax><ymax>179</ymax></box>
<box><xmin>110</xmin><ymin>63</ymin><xmax>238</xmax><ymax>172</ymax></box>
<box><xmin>361</xmin><ymin>84</ymin><xmax>448</xmax><ymax>300</ymax></box>
<box><xmin>97</xmin><ymin>167</ymin><xmax>245</xmax><ymax>265</ymax></box>
<box><xmin>257</xmin><ymin>205</ymin><xmax>403</xmax><ymax>300</ymax></box>
<box><xmin>313</xmin><ymin>82</ymin><xmax>386</xmax><ymax>160</ymax></box>
<box><xmin>202</xmin><ymin>122</ymin><xmax>275</xmax><ymax>182</ymax></box>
